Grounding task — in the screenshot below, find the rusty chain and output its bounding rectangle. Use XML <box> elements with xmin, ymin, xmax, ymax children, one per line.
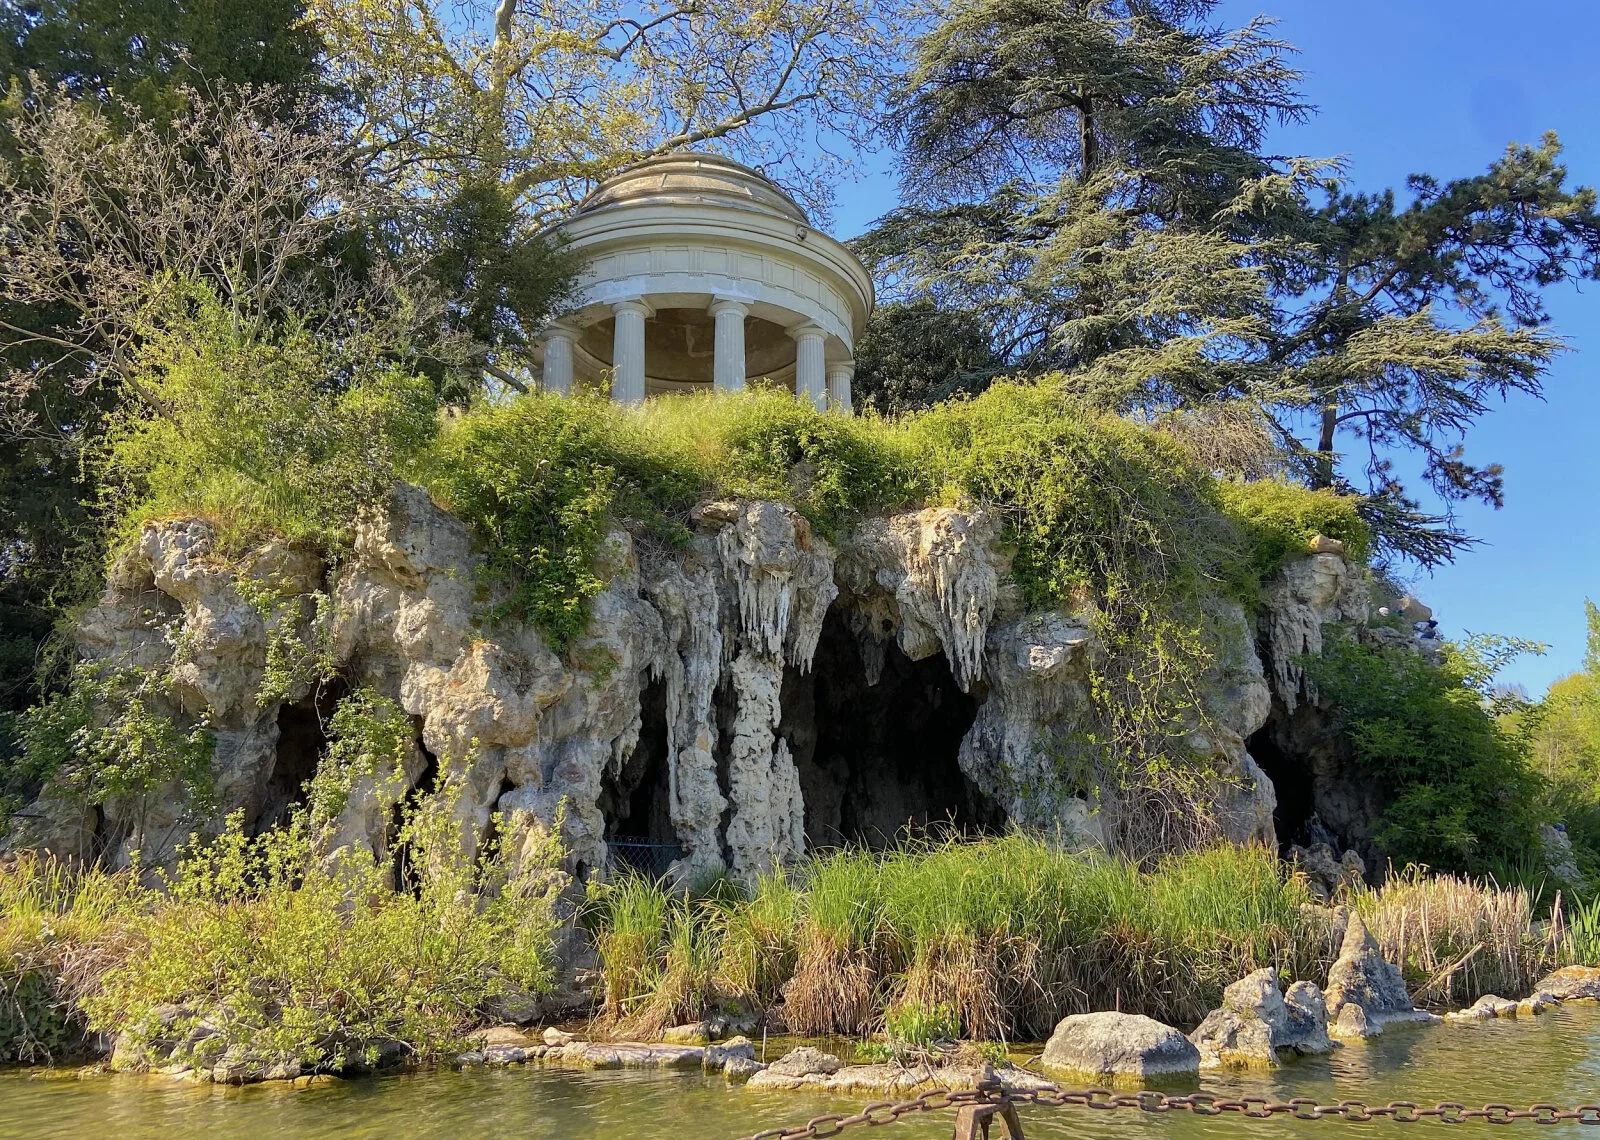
<box><xmin>742</xmin><ymin>1081</ymin><xmax>1600</xmax><ymax>1140</ymax></box>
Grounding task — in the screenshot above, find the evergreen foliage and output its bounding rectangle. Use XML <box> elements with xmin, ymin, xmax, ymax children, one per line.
<box><xmin>849</xmin><ymin>300</ymin><xmax>1004</xmax><ymax>414</ymax></box>
<box><xmin>863</xmin><ymin>0</ymin><xmax>1600</xmax><ymax>565</ymax></box>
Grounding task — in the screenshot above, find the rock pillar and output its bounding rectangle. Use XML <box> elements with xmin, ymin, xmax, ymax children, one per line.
<box><xmin>791</xmin><ymin>324</ymin><xmax>827</xmax><ymax>411</ymax></box>
<box><xmin>611</xmin><ymin>299</ymin><xmax>650</xmax><ymax>405</ymax></box>
<box><xmin>542</xmin><ymin>324</ymin><xmax>576</xmax><ymax>396</ymax></box>
<box><xmin>827</xmin><ymin>361</ymin><xmax>854</xmax><ymax>414</ymax></box>
<box><xmin>710</xmin><ymin>298</ymin><xmax>749</xmax><ymax>394</ymax></box>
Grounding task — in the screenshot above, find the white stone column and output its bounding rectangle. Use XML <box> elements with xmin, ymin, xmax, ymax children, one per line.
<box><xmin>827</xmin><ymin>360</ymin><xmax>855</xmax><ymax>415</ymax></box>
<box><xmin>611</xmin><ymin>299</ymin><xmax>650</xmax><ymax>405</ymax></box>
<box><xmin>709</xmin><ymin>298</ymin><xmax>749</xmax><ymax>393</ymax></box>
<box><xmin>541</xmin><ymin>323</ymin><xmax>576</xmax><ymax>396</ymax></box>
<box><xmin>791</xmin><ymin>324</ymin><xmax>827</xmax><ymax>411</ymax></box>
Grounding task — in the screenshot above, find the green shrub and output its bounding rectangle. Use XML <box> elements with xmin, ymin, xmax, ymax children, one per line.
<box><xmin>82</xmin><ymin>779</ymin><xmax>566</xmax><ymax>1074</ymax></box>
<box><xmin>1217</xmin><ymin>477</ymin><xmax>1372</xmax><ymax>581</ymax></box>
<box><xmin>424</xmin><ymin>395</ymin><xmax>703</xmax><ymax>650</ymax></box>
<box><xmin>104</xmin><ymin>287</ymin><xmax>439</xmax><ymax>556</ymax></box>
<box><xmin>1305</xmin><ymin>632</ymin><xmax>1546</xmax><ymax>875</ymax></box>
<box><xmin>14</xmin><ymin>662</ymin><xmax>214</xmax><ymax>833</ymax></box>
<box><xmin>1527</xmin><ymin>602</ymin><xmax>1600</xmax><ymax>877</ymax></box>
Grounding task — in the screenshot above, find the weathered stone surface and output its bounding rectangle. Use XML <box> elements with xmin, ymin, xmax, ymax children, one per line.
<box><xmin>661</xmin><ymin>1022</ymin><xmax>712</xmax><ymax>1044</ymax></box>
<box><xmin>1532</xmin><ymin>966</ymin><xmax>1600</xmax><ymax>1003</ymax></box>
<box><xmin>1444</xmin><ymin>994</ymin><xmax>1519</xmax><ymax>1023</ymax></box>
<box><xmin>1541</xmin><ymin>825</ymin><xmax>1587</xmax><ymax>891</ymax></box>
<box><xmin>705</xmin><ymin>1036</ymin><xmax>756</xmax><ymax>1070</ymax></box>
<box><xmin>1324</xmin><ymin>909</ymin><xmax>1435</xmax><ymax>1038</ymax></box>
<box><xmin>1289</xmin><ymin>843</ymin><xmax>1367</xmax><ymax>902</ymax></box>
<box><xmin>1259</xmin><ymin>551</ymin><xmax>1367</xmax><ymax>715</ymax></box>
<box><xmin>723</xmin><ymin>1056</ymin><xmax>765</xmax><ymax>1084</ymax></box>
<box><xmin>543</xmin><ymin>1027</ymin><xmax>577</xmax><ymax>1048</ymax></box>
<box><xmin>1190</xmin><ymin>968</ymin><xmax>1333</xmax><ymax>1069</ymax></box>
<box><xmin>1040</xmin><ymin>1012</ymin><xmax>1200</xmax><ymax>1082</ymax></box>
<box><xmin>545</xmin><ymin>1042</ymin><xmax>707</xmax><ymax>1071</ymax></box>
<box><xmin>747</xmin><ymin>1060</ymin><xmax>1058</xmax><ymax>1095</ymax></box>
<box><xmin>765</xmin><ymin>1046</ymin><xmax>845</xmax><ymax>1078</ymax></box>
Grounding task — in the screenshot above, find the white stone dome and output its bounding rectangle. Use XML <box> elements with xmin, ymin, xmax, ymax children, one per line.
<box><xmin>575</xmin><ymin>153</ymin><xmax>811</xmax><ymax>226</ymax></box>
<box><xmin>539</xmin><ymin>152</ymin><xmax>873</xmax><ymax>412</ymax></box>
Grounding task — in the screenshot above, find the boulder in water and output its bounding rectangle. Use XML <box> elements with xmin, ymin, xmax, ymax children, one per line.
<box><xmin>1040</xmin><ymin>1012</ymin><xmax>1199</xmax><ymax>1082</ymax></box>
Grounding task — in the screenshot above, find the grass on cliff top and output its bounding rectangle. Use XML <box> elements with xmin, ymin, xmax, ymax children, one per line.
<box><xmin>105</xmin><ymin>311</ymin><xmax>1367</xmax><ymax>652</ymax></box>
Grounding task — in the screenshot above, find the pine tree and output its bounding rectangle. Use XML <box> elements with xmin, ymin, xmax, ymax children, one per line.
<box><xmin>861</xmin><ymin>0</ymin><xmax>1600</xmax><ymax>563</ymax></box>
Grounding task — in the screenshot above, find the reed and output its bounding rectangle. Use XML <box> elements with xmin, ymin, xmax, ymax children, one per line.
<box><xmin>1354</xmin><ymin>867</ymin><xmax>1556</xmax><ymax>1008</ymax></box>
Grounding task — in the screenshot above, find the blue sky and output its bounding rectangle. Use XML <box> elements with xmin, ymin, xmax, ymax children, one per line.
<box><xmin>824</xmin><ymin>0</ymin><xmax>1600</xmax><ymax>695</ymax></box>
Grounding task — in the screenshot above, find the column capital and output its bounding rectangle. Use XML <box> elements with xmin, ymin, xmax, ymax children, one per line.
<box><xmin>825</xmin><ymin>359</ymin><xmax>855</xmax><ymax>379</ymax></box>
<box><xmin>611</xmin><ymin>297</ymin><xmax>653</xmax><ymax>318</ymax></box>
<box><xmin>541</xmin><ymin>319</ymin><xmax>580</xmax><ymax>341</ymax></box>
<box><xmin>708</xmin><ymin>296</ymin><xmax>751</xmax><ymax>319</ymax></box>
<box><xmin>787</xmin><ymin>322</ymin><xmax>826</xmax><ymax>344</ymax></box>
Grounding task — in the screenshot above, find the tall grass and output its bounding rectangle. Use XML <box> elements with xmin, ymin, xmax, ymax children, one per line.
<box><xmin>1353</xmin><ymin>868</ymin><xmax>1559</xmax><ymax>1008</ymax></box>
<box><xmin>586</xmin><ymin>838</ymin><xmax>1597</xmax><ymax>1043</ymax></box>
<box><xmin>1560</xmin><ymin>893</ymin><xmax>1600</xmax><ymax>968</ymax></box>
<box><xmin>1</xmin><ymin>854</ymin><xmax>134</xmax><ymax>1062</ymax></box>
<box><xmin>588</xmin><ymin>836</ymin><xmax>1328</xmax><ymax>1041</ymax></box>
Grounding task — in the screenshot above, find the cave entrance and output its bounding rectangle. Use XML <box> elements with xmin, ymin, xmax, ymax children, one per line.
<box><xmin>259</xmin><ymin>678</ymin><xmax>349</xmax><ymax>833</ymax></box>
<box><xmin>599</xmin><ymin>678</ymin><xmax>682</xmax><ymax>875</ymax></box>
<box><xmin>785</xmin><ymin>609</ymin><xmax>1000</xmax><ymax>850</ymax></box>
<box><xmin>1248</xmin><ymin>718</ymin><xmax>1313</xmax><ymax>852</ymax></box>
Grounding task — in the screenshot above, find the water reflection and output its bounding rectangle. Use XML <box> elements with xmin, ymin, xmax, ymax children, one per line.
<box><xmin>2</xmin><ymin>1006</ymin><xmax>1597</xmax><ymax>1140</ymax></box>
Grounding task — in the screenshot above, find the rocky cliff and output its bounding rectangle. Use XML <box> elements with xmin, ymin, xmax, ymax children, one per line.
<box><xmin>12</xmin><ymin>486</ymin><xmax>1407</xmax><ymax>879</ymax></box>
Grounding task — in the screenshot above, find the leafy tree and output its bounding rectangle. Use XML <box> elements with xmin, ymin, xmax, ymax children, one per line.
<box><xmin>0</xmin><ymin>0</ymin><xmax>324</xmax><ymax>730</ymax></box>
<box><xmin>862</xmin><ymin>0</ymin><xmax>1600</xmax><ymax>564</ymax></box>
<box><xmin>310</xmin><ymin>0</ymin><xmax>908</xmax><ymax>219</ymax></box>
<box><xmin>850</xmin><ymin>300</ymin><xmax>1004</xmax><ymax>414</ymax></box>
<box><xmin>1305</xmin><ymin>632</ymin><xmax>1546</xmax><ymax>875</ymax></box>
<box><xmin>0</xmin><ymin>0</ymin><xmax>323</xmax><ymax>110</ymax></box>
<box><xmin>1529</xmin><ymin>602</ymin><xmax>1600</xmax><ymax>874</ymax></box>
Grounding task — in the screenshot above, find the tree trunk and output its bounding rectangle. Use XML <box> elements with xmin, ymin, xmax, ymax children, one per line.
<box><xmin>1313</xmin><ymin>400</ymin><xmax>1338</xmax><ymax>488</ymax></box>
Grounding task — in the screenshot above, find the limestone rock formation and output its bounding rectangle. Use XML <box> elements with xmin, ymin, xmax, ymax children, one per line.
<box><xmin>1531</xmin><ymin>966</ymin><xmax>1600</xmax><ymax>1003</ymax></box>
<box><xmin>1323</xmin><ymin>909</ymin><xmax>1435</xmax><ymax>1038</ymax></box>
<box><xmin>1039</xmin><ymin>1012</ymin><xmax>1200</xmax><ymax>1082</ymax></box>
<box><xmin>11</xmin><ymin>482</ymin><xmax>1403</xmax><ymax>900</ymax></box>
<box><xmin>1189</xmin><ymin>968</ymin><xmax>1333</xmax><ymax>1068</ymax></box>
<box><xmin>765</xmin><ymin>1046</ymin><xmax>845</xmax><ymax>1078</ymax></box>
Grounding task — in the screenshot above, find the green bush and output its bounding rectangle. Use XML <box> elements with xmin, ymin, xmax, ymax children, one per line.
<box><xmin>104</xmin><ymin>288</ymin><xmax>439</xmax><ymax>556</ymax></box>
<box><xmin>80</xmin><ymin>774</ymin><xmax>566</xmax><ymax>1074</ymax></box>
<box><xmin>1527</xmin><ymin>602</ymin><xmax>1600</xmax><ymax>877</ymax></box>
<box><xmin>13</xmin><ymin>662</ymin><xmax>214</xmax><ymax>833</ymax></box>
<box><xmin>1217</xmin><ymin>477</ymin><xmax>1373</xmax><ymax>581</ymax></box>
<box><xmin>1305</xmin><ymin>632</ymin><xmax>1546</xmax><ymax>875</ymax></box>
<box><xmin>424</xmin><ymin>394</ymin><xmax>703</xmax><ymax>650</ymax></box>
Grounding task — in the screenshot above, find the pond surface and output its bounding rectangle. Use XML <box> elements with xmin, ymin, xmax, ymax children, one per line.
<box><xmin>4</xmin><ymin>1006</ymin><xmax>1598</xmax><ymax>1140</ymax></box>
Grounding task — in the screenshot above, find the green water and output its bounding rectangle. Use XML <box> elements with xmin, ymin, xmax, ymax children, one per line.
<box><xmin>3</xmin><ymin>1007</ymin><xmax>1598</xmax><ymax>1139</ymax></box>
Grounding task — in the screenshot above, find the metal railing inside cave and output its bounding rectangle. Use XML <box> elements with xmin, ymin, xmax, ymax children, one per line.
<box><xmin>606</xmin><ymin>837</ymin><xmax>684</xmax><ymax>878</ymax></box>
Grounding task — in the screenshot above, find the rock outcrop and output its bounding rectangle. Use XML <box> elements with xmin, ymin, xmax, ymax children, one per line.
<box><xmin>13</xmin><ymin>487</ymin><xmax>1404</xmax><ymax>891</ymax></box>
<box><xmin>1323</xmin><ymin>909</ymin><xmax>1436</xmax><ymax>1038</ymax></box>
<box><xmin>1189</xmin><ymin>968</ymin><xmax>1333</xmax><ymax>1068</ymax></box>
<box><xmin>1039</xmin><ymin>1012</ymin><xmax>1200</xmax><ymax>1082</ymax></box>
<box><xmin>1531</xmin><ymin>966</ymin><xmax>1600</xmax><ymax>1003</ymax></box>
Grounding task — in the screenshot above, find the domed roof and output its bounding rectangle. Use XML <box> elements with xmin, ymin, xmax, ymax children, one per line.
<box><xmin>574</xmin><ymin>152</ymin><xmax>809</xmax><ymax>225</ymax></box>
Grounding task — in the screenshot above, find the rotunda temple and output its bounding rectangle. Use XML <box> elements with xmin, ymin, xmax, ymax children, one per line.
<box><xmin>538</xmin><ymin>153</ymin><xmax>873</xmax><ymax>413</ymax></box>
